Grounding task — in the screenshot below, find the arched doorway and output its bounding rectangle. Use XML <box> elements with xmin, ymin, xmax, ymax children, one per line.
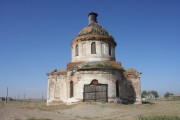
<box><xmin>83</xmin><ymin>79</ymin><xmax>108</xmax><ymax>102</ymax></box>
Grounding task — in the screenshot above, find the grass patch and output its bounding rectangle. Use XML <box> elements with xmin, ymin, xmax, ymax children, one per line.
<box><xmin>139</xmin><ymin>115</ymin><xmax>180</xmax><ymax>120</ymax></box>
<box><xmin>37</xmin><ymin>104</ymin><xmax>74</xmax><ymax>111</ymax></box>
<box><xmin>21</xmin><ymin>103</ymin><xmax>75</xmax><ymax>111</ymax></box>
<box><xmin>26</xmin><ymin>117</ymin><xmax>52</xmax><ymax>120</ymax></box>
<box><xmin>14</xmin><ymin>118</ymin><xmax>21</xmax><ymax>120</ymax></box>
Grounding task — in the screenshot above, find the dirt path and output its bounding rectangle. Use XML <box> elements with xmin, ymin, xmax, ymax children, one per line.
<box><xmin>0</xmin><ymin>104</ymin><xmax>71</xmax><ymax>120</ymax></box>
<box><xmin>0</xmin><ymin>100</ymin><xmax>180</xmax><ymax>120</ymax></box>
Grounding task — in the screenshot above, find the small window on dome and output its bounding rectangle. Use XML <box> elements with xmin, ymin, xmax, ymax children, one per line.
<box><xmin>91</xmin><ymin>42</ymin><xmax>96</xmax><ymax>54</ymax></box>
<box><xmin>108</xmin><ymin>44</ymin><xmax>111</xmax><ymax>56</ymax></box>
<box><xmin>75</xmin><ymin>45</ymin><xmax>79</xmax><ymax>56</ymax></box>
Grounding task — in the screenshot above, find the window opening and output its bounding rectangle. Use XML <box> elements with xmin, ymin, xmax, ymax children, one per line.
<box><xmin>70</xmin><ymin>81</ymin><xmax>74</xmax><ymax>98</ymax></box>
<box><xmin>108</xmin><ymin>44</ymin><xmax>111</xmax><ymax>55</ymax></box>
<box><xmin>91</xmin><ymin>42</ymin><xmax>96</xmax><ymax>54</ymax></box>
<box><xmin>75</xmin><ymin>45</ymin><xmax>79</xmax><ymax>56</ymax></box>
<box><xmin>116</xmin><ymin>81</ymin><xmax>119</xmax><ymax>97</ymax></box>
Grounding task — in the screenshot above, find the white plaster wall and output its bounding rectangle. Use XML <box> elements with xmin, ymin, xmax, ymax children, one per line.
<box><xmin>58</xmin><ymin>75</ymin><xmax>68</xmax><ymax>101</ymax></box>
<box><xmin>47</xmin><ymin>69</ymin><xmax>123</xmax><ymax>104</ymax></box>
<box><xmin>47</xmin><ymin>75</ymin><xmax>67</xmax><ymax>104</ymax></box>
<box><xmin>69</xmin><ymin>69</ymin><xmax>120</xmax><ymax>102</ymax></box>
<box><xmin>47</xmin><ymin>77</ymin><xmax>50</xmax><ymax>103</ymax></box>
<box><xmin>71</xmin><ymin>40</ymin><xmax>115</xmax><ymax>62</ymax></box>
<box><xmin>47</xmin><ymin>77</ymin><xmax>56</xmax><ymax>103</ymax></box>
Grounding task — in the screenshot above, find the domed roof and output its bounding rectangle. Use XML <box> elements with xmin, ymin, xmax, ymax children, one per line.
<box><xmin>78</xmin><ymin>22</ymin><xmax>111</xmax><ymax>37</ymax></box>
<box><xmin>72</xmin><ymin>12</ymin><xmax>116</xmax><ymax>46</ymax></box>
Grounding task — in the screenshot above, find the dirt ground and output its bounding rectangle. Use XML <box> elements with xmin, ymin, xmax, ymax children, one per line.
<box><xmin>0</xmin><ymin>100</ymin><xmax>180</xmax><ymax>120</ymax></box>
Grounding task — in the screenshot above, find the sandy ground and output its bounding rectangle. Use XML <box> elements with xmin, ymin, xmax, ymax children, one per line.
<box><xmin>0</xmin><ymin>100</ymin><xmax>180</xmax><ymax>120</ymax></box>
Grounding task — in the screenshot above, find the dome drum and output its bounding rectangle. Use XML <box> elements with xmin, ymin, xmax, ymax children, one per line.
<box><xmin>71</xmin><ymin>40</ymin><xmax>116</xmax><ymax>62</ymax></box>
<box><xmin>71</xmin><ymin>13</ymin><xmax>117</xmax><ymax>62</ymax></box>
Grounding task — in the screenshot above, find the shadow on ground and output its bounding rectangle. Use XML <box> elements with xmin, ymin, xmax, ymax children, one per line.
<box><xmin>142</xmin><ymin>101</ymin><xmax>155</xmax><ymax>105</ymax></box>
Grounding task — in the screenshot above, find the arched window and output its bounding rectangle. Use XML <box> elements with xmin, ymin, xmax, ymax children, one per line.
<box><xmin>90</xmin><ymin>79</ymin><xmax>99</xmax><ymax>85</ymax></box>
<box><xmin>91</xmin><ymin>42</ymin><xmax>96</xmax><ymax>54</ymax></box>
<box><xmin>75</xmin><ymin>45</ymin><xmax>79</xmax><ymax>56</ymax></box>
<box><xmin>108</xmin><ymin>44</ymin><xmax>111</xmax><ymax>55</ymax></box>
<box><xmin>116</xmin><ymin>81</ymin><xmax>119</xmax><ymax>97</ymax></box>
<box><xmin>70</xmin><ymin>81</ymin><xmax>73</xmax><ymax>98</ymax></box>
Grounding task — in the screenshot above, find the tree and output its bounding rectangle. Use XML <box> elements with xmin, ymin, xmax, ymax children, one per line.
<box><xmin>141</xmin><ymin>90</ymin><xmax>148</xmax><ymax>98</ymax></box>
<box><xmin>164</xmin><ymin>92</ymin><xmax>173</xmax><ymax>98</ymax></box>
<box><xmin>151</xmin><ymin>90</ymin><xmax>159</xmax><ymax>98</ymax></box>
<box><xmin>141</xmin><ymin>90</ymin><xmax>159</xmax><ymax>98</ymax></box>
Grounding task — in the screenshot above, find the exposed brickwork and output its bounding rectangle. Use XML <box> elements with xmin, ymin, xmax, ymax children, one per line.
<box><xmin>48</xmin><ymin>69</ymin><xmax>67</xmax><ymax>76</ymax></box>
<box><xmin>78</xmin><ymin>23</ymin><xmax>110</xmax><ymax>37</ymax></box>
<box><xmin>67</xmin><ymin>62</ymin><xmax>84</xmax><ymax>69</ymax></box>
<box><xmin>120</xmin><ymin>69</ymin><xmax>142</xmax><ymax>104</ymax></box>
<box><xmin>105</xmin><ymin>61</ymin><xmax>122</xmax><ymax>67</ymax></box>
<box><xmin>123</xmin><ymin>69</ymin><xmax>141</xmax><ymax>79</ymax></box>
<box><xmin>72</xmin><ymin>34</ymin><xmax>116</xmax><ymax>46</ymax></box>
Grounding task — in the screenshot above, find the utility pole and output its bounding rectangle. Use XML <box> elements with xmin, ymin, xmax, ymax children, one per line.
<box><xmin>42</xmin><ymin>93</ymin><xmax>44</xmax><ymax>100</ymax></box>
<box><xmin>18</xmin><ymin>94</ymin><xmax>20</xmax><ymax>100</ymax></box>
<box><xmin>23</xmin><ymin>93</ymin><xmax>26</xmax><ymax>104</ymax></box>
<box><xmin>24</xmin><ymin>93</ymin><xmax>26</xmax><ymax>100</ymax></box>
<box><xmin>6</xmin><ymin>86</ymin><xmax>8</xmax><ymax>103</ymax></box>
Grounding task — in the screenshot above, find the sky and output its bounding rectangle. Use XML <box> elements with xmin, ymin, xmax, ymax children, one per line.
<box><xmin>0</xmin><ymin>0</ymin><xmax>180</xmax><ymax>99</ymax></box>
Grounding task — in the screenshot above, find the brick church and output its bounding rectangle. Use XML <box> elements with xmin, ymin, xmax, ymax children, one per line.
<box><xmin>47</xmin><ymin>12</ymin><xmax>142</xmax><ymax>105</ymax></box>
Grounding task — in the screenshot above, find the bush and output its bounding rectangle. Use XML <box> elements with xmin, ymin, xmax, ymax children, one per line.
<box><xmin>164</xmin><ymin>92</ymin><xmax>174</xmax><ymax>98</ymax></box>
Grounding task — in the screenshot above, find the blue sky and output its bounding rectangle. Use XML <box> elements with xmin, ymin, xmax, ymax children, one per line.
<box><xmin>0</xmin><ymin>0</ymin><xmax>180</xmax><ymax>98</ymax></box>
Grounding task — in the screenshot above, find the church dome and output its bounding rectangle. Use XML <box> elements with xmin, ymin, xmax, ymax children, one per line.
<box><xmin>71</xmin><ymin>12</ymin><xmax>117</xmax><ymax>62</ymax></box>
<box><xmin>72</xmin><ymin>12</ymin><xmax>116</xmax><ymax>46</ymax></box>
<box><xmin>78</xmin><ymin>23</ymin><xmax>110</xmax><ymax>37</ymax></box>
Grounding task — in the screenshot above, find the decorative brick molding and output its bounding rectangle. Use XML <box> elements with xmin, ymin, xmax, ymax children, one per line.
<box><xmin>48</xmin><ymin>69</ymin><xmax>67</xmax><ymax>76</ymax></box>
<box><xmin>72</xmin><ymin>34</ymin><xmax>116</xmax><ymax>46</ymax></box>
<box><xmin>67</xmin><ymin>62</ymin><xmax>84</xmax><ymax>70</ymax></box>
<box><xmin>123</xmin><ymin>69</ymin><xmax>141</xmax><ymax>79</ymax></box>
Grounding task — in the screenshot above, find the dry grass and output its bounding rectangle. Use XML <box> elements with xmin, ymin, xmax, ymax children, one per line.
<box><xmin>8</xmin><ymin>100</ymin><xmax>75</xmax><ymax>111</ymax></box>
<box><xmin>0</xmin><ymin>99</ymin><xmax>180</xmax><ymax>120</ymax></box>
<box><xmin>139</xmin><ymin>115</ymin><xmax>180</xmax><ymax>120</ymax></box>
<box><xmin>14</xmin><ymin>117</ymin><xmax>52</xmax><ymax>120</ymax></box>
<box><xmin>26</xmin><ymin>117</ymin><xmax>52</xmax><ymax>120</ymax></box>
